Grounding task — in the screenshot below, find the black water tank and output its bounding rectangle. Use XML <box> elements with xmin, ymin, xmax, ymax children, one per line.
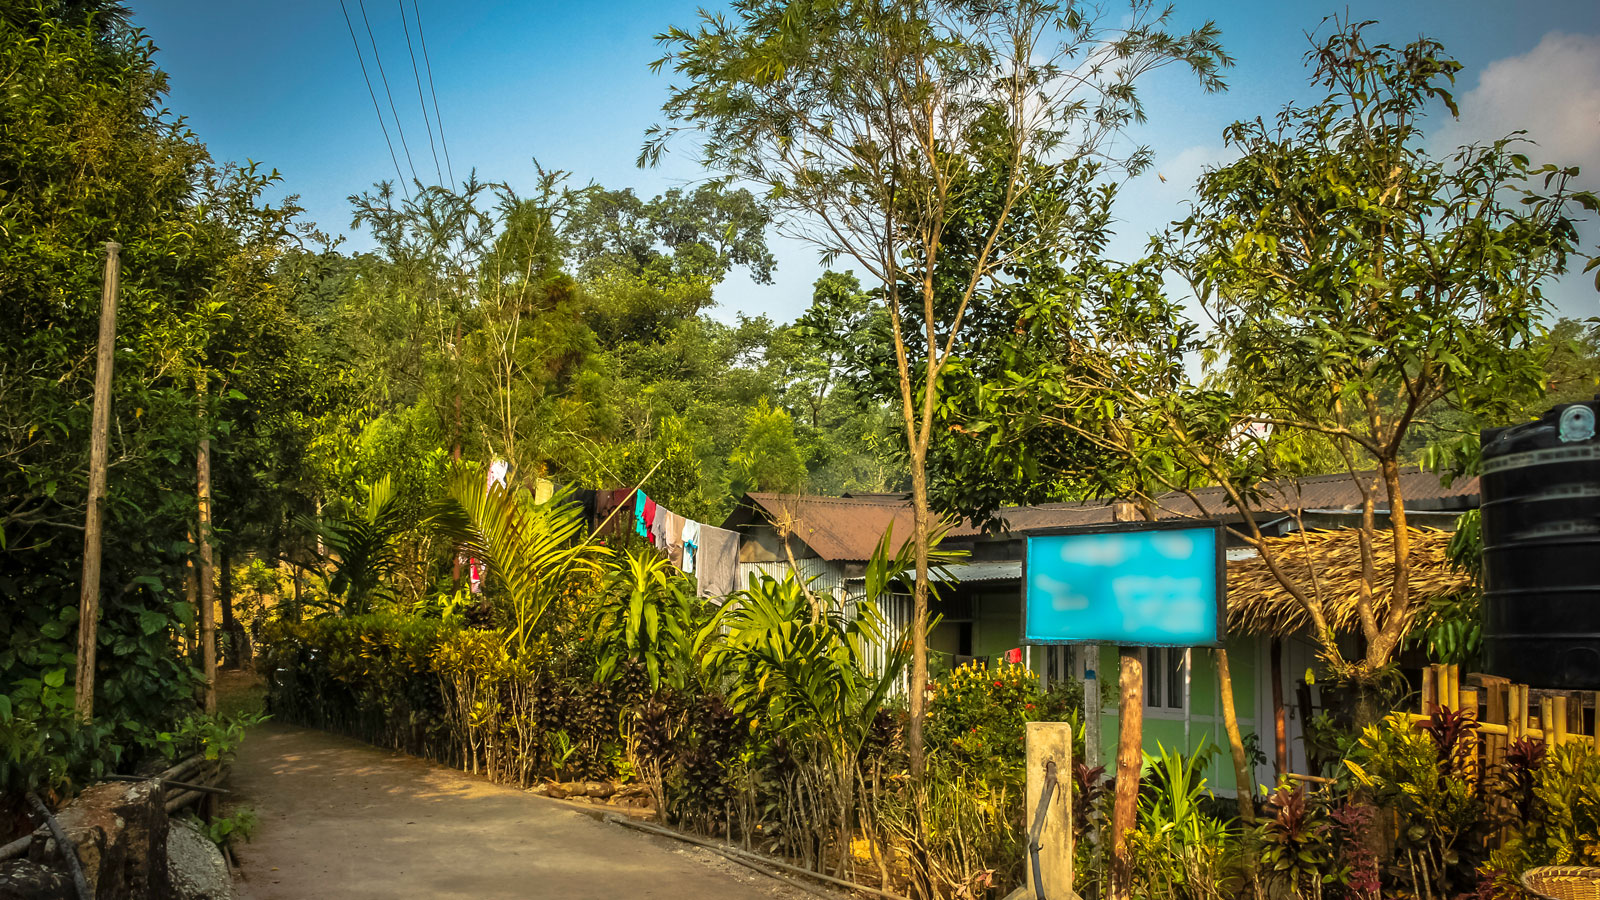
<box><xmin>1480</xmin><ymin>397</ymin><xmax>1600</xmax><ymax>689</ymax></box>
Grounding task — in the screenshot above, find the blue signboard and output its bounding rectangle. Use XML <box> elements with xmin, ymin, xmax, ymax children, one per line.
<box><xmin>1023</xmin><ymin>522</ymin><xmax>1225</xmax><ymax>647</ymax></box>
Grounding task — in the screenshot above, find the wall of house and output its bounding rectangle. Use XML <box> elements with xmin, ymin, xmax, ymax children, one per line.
<box><xmin>1088</xmin><ymin>636</ymin><xmax>1269</xmax><ymax>795</ymax></box>
<box><xmin>735</xmin><ymin>558</ymin><xmax>848</xmax><ymax>600</ymax></box>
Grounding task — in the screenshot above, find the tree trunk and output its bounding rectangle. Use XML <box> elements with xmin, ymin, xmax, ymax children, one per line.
<box><xmin>185</xmin><ymin>541</ymin><xmax>198</xmax><ymax>655</ymax></box>
<box><xmin>219</xmin><ymin>549</ymin><xmax>250</xmax><ymax>670</ymax></box>
<box><xmin>1216</xmin><ymin>647</ymin><xmax>1256</xmax><ymax>823</ymax></box>
<box><xmin>1109</xmin><ymin>647</ymin><xmax>1143</xmax><ymax>900</ymax></box>
<box><xmin>1271</xmin><ymin>638</ymin><xmax>1288</xmax><ymax>778</ymax></box>
<box><xmin>197</xmin><ymin>424</ymin><xmax>217</xmax><ymax>715</ymax></box>
<box><xmin>74</xmin><ymin>242</ymin><xmax>121</xmax><ymax>722</ymax></box>
<box><xmin>218</xmin><ymin>549</ymin><xmax>235</xmax><ymax>669</ymax></box>
<box><xmin>906</xmin><ymin>446</ymin><xmax>930</xmax><ymax>781</ymax></box>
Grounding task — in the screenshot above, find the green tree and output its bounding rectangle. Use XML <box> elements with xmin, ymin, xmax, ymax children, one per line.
<box><xmin>646</xmin><ymin>0</ymin><xmax>1230</xmax><ymax>778</ymax></box>
<box><xmin>726</xmin><ymin>398</ymin><xmax>808</xmax><ymax>495</ymax></box>
<box><xmin>940</xmin><ymin>22</ymin><xmax>1599</xmax><ymax>718</ymax></box>
<box><xmin>0</xmin><ymin>0</ymin><xmax>309</xmax><ymax>785</ymax></box>
<box><xmin>1164</xmin><ymin>22</ymin><xmax>1596</xmax><ymax>693</ymax></box>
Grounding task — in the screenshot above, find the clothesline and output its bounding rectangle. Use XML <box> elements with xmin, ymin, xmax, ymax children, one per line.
<box><xmin>591</xmin><ymin>486</ymin><xmax>740</xmax><ymax>599</ymax></box>
<box><xmin>465</xmin><ymin>460</ymin><xmax>742</xmax><ymax>601</ymax></box>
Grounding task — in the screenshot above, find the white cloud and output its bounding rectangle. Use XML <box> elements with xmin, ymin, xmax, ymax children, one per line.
<box><xmin>1433</xmin><ymin>32</ymin><xmax>1600</xmax><ymax>175</ymax></box>
<box><xmin>1434</xmin><ymin>32</ymin><xmax>1600</xmax><ymax>319</ymax></box>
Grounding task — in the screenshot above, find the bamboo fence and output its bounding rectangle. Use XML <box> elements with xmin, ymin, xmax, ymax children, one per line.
<box><xmin>1414</xmin><ymin>663</ymin><xmax>1600</xmax><ymax>776</ymax></box>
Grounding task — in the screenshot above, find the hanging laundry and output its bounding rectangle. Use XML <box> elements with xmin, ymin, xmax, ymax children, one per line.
<box><xmin>590</xmin><ymin>488</ymin><xmax>628</xmax><ymax>537</ymax></box>
<box><xmin>634</xmin><ymin>491</ymin><xmax>649</xmax><ymax>537</ymax></box>
<box><xmin>488</xmin><ymin>458</ymin><xmax>510</xmax><ymax>490</ymax></box>
<box><xmin>533</xmin><ymin>477</ymin><xmax>555</xmax><ymax>504</ymax></box>
<box><xmin>665</xmin><ymin>512</ymin><xmax>685</xmax><ymax>567</ymax></box>
<box><xmin>650</xmin><ymin>505</ymin><xmax>669</xmax><ymax>551</ymax></box>
<box><xmin>644</xmin><ymin>496</ymin><xmax>658</xmax><ymax>532</ymax></box>
<box><xmin>695</xmin><ymin>525</ymin><xmax>740</xmax><ymax>599</ymax></box>
<box><xmin>571</xmin><ymin>488</ymin><xmax>597</xmax><ymax>530</ymax></box>
<box><xmin>1004</xmin><ymin>647</ymin><xmax>1023</xmax><ymax>665</ymax></box>
<box><xmin>682</xmin><ymin>520</ymin><xmax>701</xmax><ymax>573</ymax></box>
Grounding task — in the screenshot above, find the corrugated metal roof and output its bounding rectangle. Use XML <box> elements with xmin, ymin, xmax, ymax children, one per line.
<box><xmin>724</xmin><ymin>468</ymin><xmax>1477</xmax><ymax>562</ymax></box>
<box><xmin>844</xmin><ymin>560</ymin><xmax>1023</xmax><ymax>583</ymax></box>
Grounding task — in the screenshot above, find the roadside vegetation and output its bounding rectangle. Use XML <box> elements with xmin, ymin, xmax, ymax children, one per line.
<box><xmin>3</xmin><ymin>1</ymin><xmax>1598</xmax><ymax>898</ymax></box>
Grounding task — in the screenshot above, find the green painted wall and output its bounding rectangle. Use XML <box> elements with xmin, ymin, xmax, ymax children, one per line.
<box><xmin>943</xmin><ymin>591</ymin><xmax>1272</xmax><ymax>796</ymax></box>
<box><xmin>1090</xmin><ymin>636</ymin><xmax>1264</xmax><ymax>794</ymax></box>
<box><xmin>973</xmin><ymin>589</ymin><xmax>1023</xmax><ymax>661</ymax></box>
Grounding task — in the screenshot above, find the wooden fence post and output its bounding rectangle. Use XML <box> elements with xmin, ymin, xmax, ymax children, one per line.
<box><xmin>74</xmin><ymin>242</ymin><xmax>121</xmax><ymax>721</ymax></box>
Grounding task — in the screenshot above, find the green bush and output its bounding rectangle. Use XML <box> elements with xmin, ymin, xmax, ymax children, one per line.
<box><xmin>1485</xmin><ymin>740</ymin><xmax>1600</xmax><ymax>896</ymax></box>
<box><xmin>926</xmin><ymin>660</ymin><xmax>1082</xmax><ymax>788</ymax></box>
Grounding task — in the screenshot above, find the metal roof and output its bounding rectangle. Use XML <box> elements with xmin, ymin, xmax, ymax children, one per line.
<box><xmin>723</xmin><ymin>468</ymin><xmax>1477</xmax><ymax>562</ymax></box>
<box><xmin>844</xmin><ymin>560</ymin><xmax>1023</xmax><ymax>583</ymax></box>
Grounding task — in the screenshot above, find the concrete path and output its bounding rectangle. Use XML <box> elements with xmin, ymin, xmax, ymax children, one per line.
<box><xmin>228</xmin><ymin>722</ymin><xmax>822</xmax><ymax>900</ymax></box>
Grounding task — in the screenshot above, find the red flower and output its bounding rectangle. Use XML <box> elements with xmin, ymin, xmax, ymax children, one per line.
<box><xmin>993</xmin><ymin>680</ymin><xmax>1002</xmax><ymax>687</ymax></box>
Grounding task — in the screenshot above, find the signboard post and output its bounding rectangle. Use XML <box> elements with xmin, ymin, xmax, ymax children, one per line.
<box><xmin>1023</xmin><ymin>519</ymin><xmax>1226</xmax><ymax>900</ymax></box>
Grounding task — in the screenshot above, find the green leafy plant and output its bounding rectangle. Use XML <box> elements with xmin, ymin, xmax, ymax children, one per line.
<box><xmin>1130</xmin><ymin>741</ymin><xmax>1238</xmax><ymax>900</ymax></box>
<box><xmin>591</xmin><ymin>549</ymin><xmax>718</xmax><ymax>691</ymax></box>
<box><xmin>435</xmin><ymin>466</ymin><xmax>603</xmax><ymax>656</ymax></box>
<box><xmin>1484</xmin><ymin>741</ymin><xmax>1600</xmax><ymax>896</ymax></box>
<box><xmin>143</xmin><ymin>710</ymin><xmax>269</xmax><ymax>764</ymax></box>
<box><xmin>184</xmin><ymin>806</ymin><xmax>258</xmax><ymax>850</ymax></box>
<box><xmin>1258</xmin><ymin>785</ymin><xmax>1337</xmax><ymax>900</ymax></box>
<box><xmin>1344</xmin><ymin>713</ymin><xmax>1491</xmax><ymax>899</ymax></box>
<box><xmin>299</xmin><ymin>475</ymin><xmax>410</xmax><ymax>617</ymax></box>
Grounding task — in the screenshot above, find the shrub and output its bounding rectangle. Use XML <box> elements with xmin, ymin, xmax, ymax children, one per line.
<box><xmin>1344</xmin><ymin>712</ymin><xmax>1493</xmax><ymax>900</ymax></box>
<box><xmin>926</xmin><ymin>661</ymin><xmax>1082</xmax><ymax>789</ymax></box>
<box><xmin>1484</xmin><ymin>741</ymin><xmax>1600</xmax><ymax>896</ymax></box>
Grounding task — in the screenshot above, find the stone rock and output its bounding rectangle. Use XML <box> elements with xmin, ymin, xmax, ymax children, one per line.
<box><xmin>27</xmin><ymin>779</ymin><xmax>170</xmax><ymax>899</ymax></box>
<box><xmin>166</xmin><ymin>820</ymin><xmax>235</xmax><ymax>900</ymax></box>
<box><xmin>0</xmin><ymin>859</ymin><xmax>73</xmax><ymax>900</ymax></box>
<box><xmin>544</xmin><ymin>784</ymin><xmax>569</xmax><ymax>800</ymax></box>
<box><xmin>583</xmin><ymin>782</ymin><xmax>614</xmax><ymax>799</ymax></box>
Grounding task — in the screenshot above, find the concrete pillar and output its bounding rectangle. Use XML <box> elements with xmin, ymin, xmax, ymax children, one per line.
<box><xmin>1025</xmin><ymin>721</ymin><xmax>1074</xmax><ymax>899</ymax></box>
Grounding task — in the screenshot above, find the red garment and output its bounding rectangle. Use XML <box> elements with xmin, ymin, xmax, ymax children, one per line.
<box><xmin>1004</xmin><ymin>648</ymin><xmax>1023</xmax><ymax>665</ymax></box>
<box><xmin>643</xmin><ymin>497</ymin><xmax>658</xmax><ymax>530</ymax></box>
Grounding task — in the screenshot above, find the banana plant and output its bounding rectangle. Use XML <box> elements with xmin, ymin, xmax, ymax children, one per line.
<box><xmin>434</xmin><ymin>464</ymin><xmax>604</xmax><ymax>656</ymax></box>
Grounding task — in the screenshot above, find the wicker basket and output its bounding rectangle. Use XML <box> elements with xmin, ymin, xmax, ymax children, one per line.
<box><xmin>1522</xmin><ymin>866</ymin><xmax>1600</xmax><ymax>900</ymax></box>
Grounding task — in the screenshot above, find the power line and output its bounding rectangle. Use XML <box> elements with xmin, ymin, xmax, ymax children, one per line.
<box><xmin>397</xmin><ymin>0</ymin><xmax>442</xmax><ymax>184</ymax></box>
<box><xmin>410</xmin><ymin>0</ymin><xmax>455</xmax><ymax>187</ymax></box>
<box><xmin>338</xmin><ymin>0</ymin><xmax>409</xmax><ymax>199</ymax></box>
<box><xmin>356</xmin><ymin>0</ymin><xmax>419</xmax><ymax>186</ymax></box>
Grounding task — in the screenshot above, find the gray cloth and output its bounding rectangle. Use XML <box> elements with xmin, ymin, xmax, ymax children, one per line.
<box><xmin>695</xmin><ymin>525</ymin><xmax>740</xmax><ymax>599</ymax></box>
<box><xmin>650</xmin><ymin>505</ymin><xmax>669</xmax><ymax>551</ymax></box>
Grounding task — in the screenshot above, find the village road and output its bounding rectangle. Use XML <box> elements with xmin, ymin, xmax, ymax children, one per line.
<box><xmin>228</xmin><ymin>722</ymin><xmax>824</xmax><ymax>900</ymax></box>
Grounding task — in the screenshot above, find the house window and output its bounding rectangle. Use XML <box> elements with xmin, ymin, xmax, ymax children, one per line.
<box><xmin>1143</xmin><ymin>647</ymin><xmax>1187</xmax><ymax>711</ymax></box>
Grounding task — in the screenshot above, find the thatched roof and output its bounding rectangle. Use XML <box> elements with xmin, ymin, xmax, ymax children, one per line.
<box><xmin>1228</xmin><ymin>527</ymin><xmax>1471</xmax><ymax>637</ymax></box>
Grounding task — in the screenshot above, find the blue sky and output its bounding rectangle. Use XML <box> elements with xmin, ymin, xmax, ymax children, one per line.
<box><xmin>133</xmin><ymin>1</ymin><xmax>1600</xmax><ymax>324</ymax></box>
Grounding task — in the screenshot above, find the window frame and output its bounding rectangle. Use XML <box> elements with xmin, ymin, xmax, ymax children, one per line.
<box><xmin>1141</xmin><ymin>646</ymin><xmax>1190</xmax><ymax>713</ymax></box>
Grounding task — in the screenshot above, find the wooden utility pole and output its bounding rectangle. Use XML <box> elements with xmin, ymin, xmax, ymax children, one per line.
<box><xmin>1108</xmin><ymin>499</ymin><xmax>1143</xmax><ymax>900</ymax></box>
<box><xmin>1109</xmin><ymin>648</ymin><xmax>1143</xmax><ymax>900</ymax></box>
<box><xmin>197</xmin><ymin>387</ymin><xmax>217</xmax><ymax>714</ymax></box>
<box><xmin>74</xmin><ymin>242</ymin><xmax>121</xmax><ymax>721</ymax></box>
